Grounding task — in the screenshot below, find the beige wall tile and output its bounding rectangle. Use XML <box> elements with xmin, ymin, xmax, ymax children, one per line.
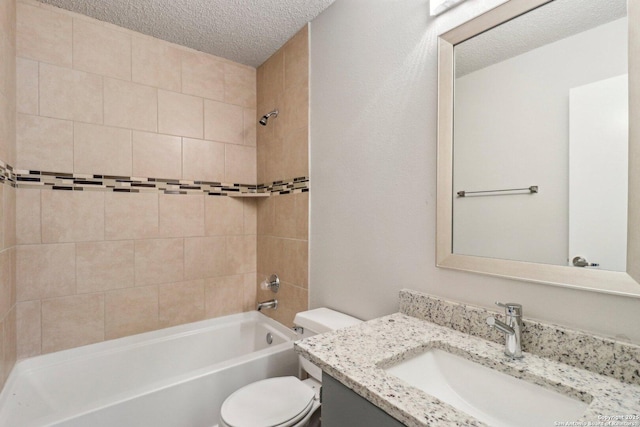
<box><xmin>275</xmin><ymin>281</ymin><xmax>307</xmax><ymax>327</ymax></box>
<box><xmin>257</xmin><ymin>49</ymin><xmax>283</xmax><ymax>113</ymax></box>
<box><xmin>16</xmin><ymin>57</ymin><xmax>38</xmax><ymax>115</ymax></box>
<box><xmin>284</xmin><ymin>25</ymin><xmax>308</xmax><ymax>92</ymax></box>
<box><xmin>6</xmin><ymin>248</ymin><xmax>15</xmax><ymax>310</ymax></box>
<box><xmin>39</xmin><ymin>62</ymin><xmax>103</xmax><ymax>124</ymax></box>
<box><xmin>205</xmin><ymin>275</ymin><xmax>244</xmax><ymax>318</ymax></box>
<box><xmin>17</xmin><ymin>114</ymin><xmax>73</xmax><ymax>171</ymax></box>
<box><xmin>243</xmin><ymin>273</ymin><xmax>257</xmax><ymax>312</ymax></box>
<box><xmin>282</xmin><ymin>81</ymin><xmax>308</xmax><ymax>136</ymax></box>
<box><xmin>41</xmin><ymin>190</ymin><xmax>104</xmax><ymax>243</ymax></box>
<box><xmin>3</xmin><ymin>185</ymin><xmax>15</xmax><ymax>249</ymax></box>
<box><xmin>16</xmin><ymin>243</ymin><xmax>75</xmax><ymax>301</ymax></box>
<box><xmin>295</xmin><ymin>240</ymin><xmax>308</xmax><ymax>288</ymax></box>
<box><xmin>243</xmin><ymin>109</ymin><xmax>257</xmax><ymax>146</ymax></box>
<box><xmin>159</xmin><ymin>193</ymin><xmax>204</xmax><ymax>237</ymax></box>
<box><xmin>295</xmin><ymin>192</ymin><xmax>309</xmax><ymax>240</ymax></box>
<box><xmin>17</xmin><ymin>300</ymin><xmax>41</xmax><ymax>359</ymax></box>
<box><xmin>0</xmin><ymin>36</ymin><xmax>13</xmax><ymax>106</ymax></box>
<box><xmin>0</xmin><ymin>49</ymin><xmax>12</xmax><ymax>98</ymax></box>
<box><xmin>275</xmin><ymin>237</ymin><xmax>308</xmax><ymax>288</ymax></box>
<box><xmin>132</xmin><ymin>131</ymin><xmax>182</xmax><ymax>179</ymax></box>
<box><xmin>158</xmin><ymin>280</ymin><xmax>205</xmax><ymax>328</ymax></box>
<box><xmin>256</xmin><ymin>196</ymin><xmax>275</xmax><ymax>236</ymax></box>
<box><xmin>134</xmin><ymin>238</ymin><xmax>184</xmax><ymax>286</ymax></box>
<box><xmin>282</xmin><ymin>127</ymin><xmax>308</xmax><ymax>179</ymax></box>
<box><xmin>73</xmin><ymin>19</ymin><xmax>131</xmax><ymax>80</ymax></box>
<box><xmin>257</xmin><ymin>236</ymin><xmax>283</xmax><ymax>276</ymax></box>
<box><xmin>0</xmin><ymin>186</ymin><xmax>6</xmax><ymax>251</ymax></box>
<box><xmin>104</xmin><ymin>78</ymin><xmax>157</xmax><ymax>132</ymax></box>
<box><xmin>3</xmin><ymin>307</ymin><xmax>17</xmax><ymax>381</ymax></box>
<box><xmin>105</xmin><ymin>192</ymin><xmax>158</xmax><ymax>240</ymax></box>
<box><xmin>0</xmin><ymin>93</ymin><xmax>13</xmax><ymax>168</ymax></box>
<box><xmin>256</xmin><ymin>57</ymin><xmax>265</xmax><ymax>109</ymax></box>
<box><xmin>2</xmin><ymin>92</ymin><xmax>16</xmax><ymax>167</ymax></box>
<box><xmin>204</xmin><ymin>196</ymin><xmax>243</xmax><ymax>236</ymax></box>
<box><xmin>204</xmin><ymin>100</ymin><xmax>243</xmax><ymax>144</ymax></box>
<box><xmin>0</xmin><ymin>0</ymin><xmax>15</xmax><ymax>37</ymax></box>
<box><xmin>225</xmin><ymin>144</ymin><xmax>256</xmax><ymax>184</ymax></box>
<box><xmin>258</xmin><ymin>132</ymin><xmax>283</xmax><ymax>185</ymax></box>
<box><xmin>273</xmin><ymin>195</ymin><xmax>296</xmax><ymax>238</ymax></box>
<box><xmin>158</xmin><ymin>90</ymin><xmax>203</xmax><ymax>139</ymax></box>
<box><xmin>184</xmin><ymin>236</ymin><xmax>225</xmax><ymax>280</ymax></box>
<box><xmin>0</xmin><ymin>93</ymin><xmax>16</xmax><ymax>170</ymax></box>
<box><xmin>105</xmin><ymin>285</ymin><xmax>158</xmax><ymax>339</ymax></box>
<box><xmin>132</xmin><ymin>36</ymin><xmax>181</xmax><ymax>92</ymax></box>
<box><xmin>0</xmin><ymin>0</ymin><xmax>15</xmax><ymax>94</ymax></box>
<box><xmin>243</xmin><ymin>199</ymin><xmax>257</xmax><ymax>235</ymax></box>
<box><xmin>226</xmin><ymin>235</ymin><xmax>256</xmax><ymax>275</ymax></box>
<box><xmin>224</xmin><ymin>63</ymin><xmax>256</xmax><ymax>108</ymax></box>
<box><xmin>0</xmin><ymin>34</ymin><xmax>14</xmax><ymax>104</ymax></box>
<box><xmin>41</xmin><ymin>293</ymin><xmax>104</xmax><ymax>354</ymax></box>
<box><xmin>17</xmin><ymin>3</ymin><xmax>72</xmax><ymax>67</ymax></box>
<box><xmin>181</xmin><ymin>51</ymin><xmax>224</xmax><ymax>101</ymax></box>
<box><xmin>16</xmin><ymin>189</ymin><xmax>40</xmax><ymax>244</ymax></box>
<box><xmin>74</xmin><ymin>122</ymin><xmax>132</xmax><ymax>176</ymax></box>
<box><xmin>272</xmin><ymin>237</ymin><xmax>293</xmax><ymax>286</ymax></box>
<box><xmin>0</xmin><ymin>248</ymin><xmax>13</xmax><ymax>317</ymax></box>
<box><xmin>0</xmin><ymin>318</ymin><xmax>5</xmax><ymax>383</ymax></box>
<box><xmin>182</xmin><ymin>138</ymin><xmax>225</xmax><ymax>182</ymax></box>
<box><xmin>76</xmin><ymin>240</ymin><xmax>134</xmax><ymax>294</ymax></box>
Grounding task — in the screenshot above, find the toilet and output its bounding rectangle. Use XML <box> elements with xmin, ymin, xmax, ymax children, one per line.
<box><xmin>219</xmin><ymin>308</ymin><xmax>362</xmax><ymax>427</ymax></box>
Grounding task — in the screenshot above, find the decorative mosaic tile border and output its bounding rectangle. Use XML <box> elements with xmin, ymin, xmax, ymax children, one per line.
<box><xmin>0</xmin><ymin>160</ymin><xmax>15</xmax><ymax>188</ymax></box>
<box><xmin>399</xmin><ymin>289</ymin><xmax>640</xmax><ymax>386</ymax></box>
<box><xmin>0</xmin><ymin>161</ymin><xmax>308</xmax><ymax>196</ymax></box>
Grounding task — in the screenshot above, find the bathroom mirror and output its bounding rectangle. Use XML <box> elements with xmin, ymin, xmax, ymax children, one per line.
<box><xmin>436</xmin><ymin>0</ymin><xmax>640</xmax><ymax>296</ymax></box>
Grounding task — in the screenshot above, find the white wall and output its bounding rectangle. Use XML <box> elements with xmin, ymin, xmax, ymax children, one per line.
<box><xmin>453</xmin><ymin>18</ymin><xmax>627</xmax><ymax>266</ymax></box>
<box><xmin>309</xmin><ymin>0</ymin><xmax>640</xmax><ymax>343</ymax></box>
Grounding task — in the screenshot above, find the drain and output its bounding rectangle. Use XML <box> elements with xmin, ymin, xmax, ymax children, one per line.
<box><xmin>266</xmin><ymin>332</ymin><xmax>273</xmax><ymax>345</ymax></box>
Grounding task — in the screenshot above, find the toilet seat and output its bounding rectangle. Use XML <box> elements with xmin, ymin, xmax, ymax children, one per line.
<box><xmin>220</xmin><ymin>376</ymin><xmax>316</xmax><ymax>427</ymax></box>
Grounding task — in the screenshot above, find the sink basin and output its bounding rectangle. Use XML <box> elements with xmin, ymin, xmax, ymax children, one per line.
<box><xmin>384</xmin><ymin>348</ymin><xmax>589</xmax><ymax>427</ymax></box>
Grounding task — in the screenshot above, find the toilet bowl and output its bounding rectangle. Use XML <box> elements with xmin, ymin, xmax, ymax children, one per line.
<box><xmin>219</xmin><ymin>308</ymin><xmax>361</xmax><ymax>427</ymax></box>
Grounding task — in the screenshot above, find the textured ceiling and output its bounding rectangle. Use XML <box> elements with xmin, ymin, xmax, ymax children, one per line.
<box><xmin>455</xmin><ymin>0</ymin><xmax>627</xmax><ymax>77</ymax></box>
<box><xmin>37</xmin><ymin>0</ymin><xmax>336</xmax><ymax>67</ymax></box>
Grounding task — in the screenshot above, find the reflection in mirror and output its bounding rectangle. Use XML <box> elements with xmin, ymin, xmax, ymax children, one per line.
<box><xmin>452</xmin><ymin>0</ymin><xmax>627</xmax><ymax>271</ymax></box>
<box><xmin>436</xmin><ymin>0</ymin><xmax>640</xmax><ymax>297</ymax></box>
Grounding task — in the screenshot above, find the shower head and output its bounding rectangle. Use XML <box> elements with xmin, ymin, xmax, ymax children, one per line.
<box><xmin>259</xmin><ymin>109</ymin><xmax>278</xmax><ymax>126</ymax></box>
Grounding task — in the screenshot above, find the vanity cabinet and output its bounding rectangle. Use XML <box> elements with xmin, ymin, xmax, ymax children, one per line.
<box><xmin>321</xmin><ymin>373</ymin><xmax>406</xmax><ymax>427</ymax></box>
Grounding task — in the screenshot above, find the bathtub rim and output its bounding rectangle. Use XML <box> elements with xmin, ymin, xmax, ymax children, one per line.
<box><xmin>0</xmin><ymin>311</ymin><xmax>299</xmax><ymax>427</ymax></box>
<box><xmin>7</xmin><ymin>311</ymin><xmax>297</xmax><ymax>376</ymax></box>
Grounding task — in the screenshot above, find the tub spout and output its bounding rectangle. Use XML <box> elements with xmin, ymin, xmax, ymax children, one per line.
<box><xmin>257</xmin><ymin>299</ymin><xmax>278</xmax><ymax>311</ymax></box>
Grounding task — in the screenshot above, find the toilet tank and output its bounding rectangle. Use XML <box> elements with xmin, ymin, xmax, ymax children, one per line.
<box><xmin>294</xmin><ymin>308</ymin><xmax>362</xmax><ymax>335</ymax></box>
<box><xmin>293</xmin><ymin>308</ymin><xmax>362</xmax><ymax>381</ymax></box>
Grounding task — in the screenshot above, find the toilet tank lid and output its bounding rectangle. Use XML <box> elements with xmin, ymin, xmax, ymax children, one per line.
<box><xmin>293</xmin><ymin>308</ymin><xmax>362</xmax><ymax>333</ymax></box>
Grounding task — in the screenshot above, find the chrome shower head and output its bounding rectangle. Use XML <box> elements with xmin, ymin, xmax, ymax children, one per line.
<box><xmin>259</xmin><ymin>109</ymin><xmax>278</xmax><ymax>126</ymax></box>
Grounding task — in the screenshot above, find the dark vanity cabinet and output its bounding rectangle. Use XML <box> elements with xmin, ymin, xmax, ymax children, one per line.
<box><xmin>321</xmin><ymin>374</ymin><xmax>406</xmax><ymax>427</ymax></box>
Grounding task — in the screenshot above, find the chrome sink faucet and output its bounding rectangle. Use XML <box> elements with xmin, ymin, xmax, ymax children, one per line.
<box><xmin>486</xmin><ymin>302</ymin><xmax>523</xmax><ymax>359</ymax></box>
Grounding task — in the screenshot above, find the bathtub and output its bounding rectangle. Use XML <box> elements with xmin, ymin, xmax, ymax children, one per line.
<box><xmin>0</xmin><ymin>311</ymin><xmax>299</xmax><ymax>427</ymax></box>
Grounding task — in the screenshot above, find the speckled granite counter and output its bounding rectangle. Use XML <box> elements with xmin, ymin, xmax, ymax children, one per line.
<box><xmin>294</xmin><ymin>313</ymin><xmax>640</xmax><ymax>427</ymax></box>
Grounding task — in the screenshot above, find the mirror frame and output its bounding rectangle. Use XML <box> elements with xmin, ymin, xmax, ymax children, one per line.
<box><xmin>436</xmin><ymin>0</ymin><xmax>640</xmax><ymax>297</ymax></box>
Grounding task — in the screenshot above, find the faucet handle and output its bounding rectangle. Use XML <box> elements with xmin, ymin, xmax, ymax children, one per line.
<box><xmin>495</xmin><ymin>302</ymin><xmax>522</xmax><ymax>317</ymax></box>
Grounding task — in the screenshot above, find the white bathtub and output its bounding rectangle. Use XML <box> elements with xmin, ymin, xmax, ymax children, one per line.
<box><xmin>0</xmin><ymin>311</ymin><xmax>299</xmax><ymax>427</ymax></box>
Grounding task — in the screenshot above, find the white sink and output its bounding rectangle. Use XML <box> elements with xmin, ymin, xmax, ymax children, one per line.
<box><xmin>384</xmin><ymin>348</ymin><xmax>589</xmax><ymax>427</ymax></box>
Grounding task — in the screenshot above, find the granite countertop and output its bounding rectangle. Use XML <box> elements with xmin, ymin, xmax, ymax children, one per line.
<box><xmin>294</xmin><ymin>313</ymin><xmax>640</xmax><ymax>427</ymax></box>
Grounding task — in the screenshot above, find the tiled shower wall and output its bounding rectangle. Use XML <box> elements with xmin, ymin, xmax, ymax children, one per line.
<box><xmin>256</xmin><ymin>26</ymin><xmax>309</xmax><ymax>326</ymax></box>
<box><xmin>14</xmin><ymin>0</ymin><xmax>259</xmax><ymax>358</ymax></box>
<box><xmin>0</xmin><ymin>0</ymin><xmax>17</xmax><ymax>389</ymax></box>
